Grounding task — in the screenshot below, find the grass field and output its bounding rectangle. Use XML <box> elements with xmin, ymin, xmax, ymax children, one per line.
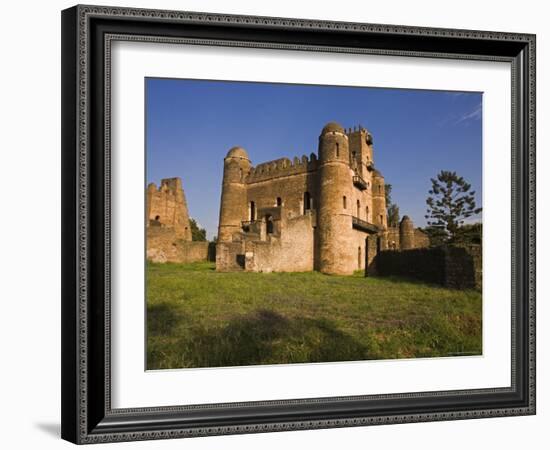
<box><xmin>146</xmin><ymin>262</ymin><xmax>482</xmax><ymax>370</ymax></box>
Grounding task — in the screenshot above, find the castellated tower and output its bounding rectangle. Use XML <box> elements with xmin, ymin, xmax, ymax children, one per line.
<box><xmin>215</xmin><ymin>121</ymin><xmax>427</xmax><ymax>274</ymax></box>
<box><xmin>372</xmin><ymin>169</ymin><xmax>387</xmax><ymax>231</ymax></box>
<box><xmin>316</xmin><ymin>122</ymin><xmax>356</xmax><ymax>275</ymax></box>
<box><xmin>217</xmin><ymin>146</ymin><xmax>251</xmax><ymax>242</ymax></box>
<box><xmin>146</xmin><ymin>177</ymin><xmax>192</xmax><ymax>240</ymax></box>
<box><xmin>399</xmin><ymin>215</ymin><xmax>415</xmax><ymax>250</ymax></box>
<box><xmin>348</xmin><ymin>126</ymin><xmax>374</xmax><ymax>178</ymax></box>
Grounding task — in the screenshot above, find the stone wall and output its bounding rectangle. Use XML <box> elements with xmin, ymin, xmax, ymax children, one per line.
<box><xmin>376</xmin><ymin>245</ymin><xmax>481</xmax><ymax>290</ymax></box>
<box><xmin>245</xmin><ymin>214</ymin><xmax>315</xmax><ymax>272</ymax></box>
<box><xmin>147</xmin><ymin>227</ymin><xmax>209</xmax><ymax>264</ymax></box>
<box><xmin>147</xmin><ymin>177</ymin><xmax>192</xmax><ymax>241</ymax></box>
<box><xmin>216</xmin><ymin>122</ymin><xmax>429</xmax><ymax>275</ymax></box>
<box><xmin>246</xmin><ymin>171</ymin><xmax>317</xmax><ymax>221</ymax></box>
<box><xmin>216</xmin><ymin>212</ymin><xmax>315</xmax><ymax>273</ymax></box>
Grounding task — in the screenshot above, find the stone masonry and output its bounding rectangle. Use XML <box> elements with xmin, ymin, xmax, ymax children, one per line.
<box><xmin>146</xmin><ymin>177</ymin><xmax>208</xmax><ymax>263</ymax></box>
<box><xmin>216</xmin><ymin>122</ymin><xmax>428</xmax><ymax>275</ymax></box>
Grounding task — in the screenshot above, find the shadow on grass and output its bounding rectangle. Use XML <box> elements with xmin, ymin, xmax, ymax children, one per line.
<box><xmin>148</xmin><ymin>309</ymin><xmax>373</xmax><ymax>370</ymax></box>
<box><xmin>148</xmin><ymin>302</ymin><xmax>180</xmax><ymax>336</ymax></box>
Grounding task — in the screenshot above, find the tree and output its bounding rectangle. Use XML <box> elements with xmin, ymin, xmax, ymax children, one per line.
<box><xmin>384</xmin><ymin>183</ymin><xmax>400</xmax><ymax>227</ymax></box>
<box><xmin>420</xmin><ymin>225</ymin><xmax>449</xmax><ymax>247</ymax></box>
<box><xmin>425</xmin><ymin>170</ymin><xmax>482</xmax><ymax>241</ymax></box>
<box><xmin>189</xmin><ymin>218</ymin><xmax>207</xmax><ymax>241</ymax></box>
<box><xmin>452</xmin><ymin>222</ymin><xmax>482</xmax><ymax>245</ymax></box>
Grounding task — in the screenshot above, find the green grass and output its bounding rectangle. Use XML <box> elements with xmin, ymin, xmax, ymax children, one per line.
<box><xmin>147</xmin><ymin>262</ymin><xmax>482</xmax><ymax>369</ymax></box>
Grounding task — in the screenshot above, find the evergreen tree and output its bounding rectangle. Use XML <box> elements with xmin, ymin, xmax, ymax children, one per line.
<box><xmin>452</xmin><ymin>222</ymin><xmax>482</xmax><ymax>245</ymax></box>
<box><xmin>189</xmin><ymin>218</ymin><xmax>207</xmax><ymax>241</ymax></box>
<box><xmin>425</xmin><ymin>170</ymin><xmax>482</xmax><ymax>241</ymax></box>
<box><xmin>384</xmin><ymin>183</ymin><xmax>400</xmax><ymax>227</ymax></box>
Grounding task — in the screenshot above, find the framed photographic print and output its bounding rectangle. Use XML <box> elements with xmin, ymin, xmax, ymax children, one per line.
<box><xmin>61</xmin><ymin>4</ymin><xmax>536</xmax><ymax>444</ymax></box>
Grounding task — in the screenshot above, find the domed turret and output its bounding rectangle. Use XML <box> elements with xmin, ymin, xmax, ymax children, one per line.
<box><xmin>316</xmin><ymin>122</ymin><xmax>354</xmax><ymax>275</ymax></box>
<box><xmin>319</xmin><ymin>121</ymin><xmax>349</xmax><ymax>163</ymax></box>
<box><xmin>218</xmin><ymin>147</ymin><xmax>252</xmax><ymax>242</ymax></box>
<box><xmin>226</xmin><ymin>146</ymin><xmax>250</xmax><ymax>161</ymax></box>
<box><xmin>321</xmin><ymin>121</ymin><xmax>345</xmax><ymax>135</ymax></box>
<box><xmin>399</xmin><ymin>215</ymin><xmax>414</xmax><ymax>250</ymax></box>
<box><xmin>372</xmin><ymin>169</ymin><xmax>386</xmax><ymax>230</ymax></box>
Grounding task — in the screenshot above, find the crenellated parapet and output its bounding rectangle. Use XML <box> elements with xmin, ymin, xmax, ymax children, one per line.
<box><xmin>246</xmin><ymin>153</ymin><xmax>319</xmax><ymax>183</ymax></box>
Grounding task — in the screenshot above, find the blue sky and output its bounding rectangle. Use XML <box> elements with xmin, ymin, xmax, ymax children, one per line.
<box><xmin>146</xmin><ymin>78</ymin><xmax>482</xmax><ymax>239</ymax></box>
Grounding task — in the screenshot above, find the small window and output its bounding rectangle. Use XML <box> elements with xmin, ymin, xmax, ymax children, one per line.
<box><xmin>303</xmin><ymin>192</ymin><xmax>312</xmax><ymax>214</ymax></box>
<box><xmin>379</xmin><ymin>214</ymin><xmax>384</xmax><ymax>225</ymax></box>
<box><xmin>276</xmin><ymin>197</ymin><xmax>282</xmax><ymax>207</ymax></box>
<box><xmin>155</xmin><ymin>215</ymin><xmax>160</xmax><ymax>221</ymax></box>
<box><xmin>336</xmin><ymin>143</ymin><xmax>340</xmax><ymax>157</ymax></box>
<box><xmin>250</xmin><ymin>201</ymin><xmax>256</xmax><ymax>221</ymax></box>
<box><xmin>265</xmin><ymin>215</ymin><xmax>274</xmax><ymax>234</ymax></box>
<box><xmin>343</xmin><ymin>196</ymin><xmax>347</xmax><ymax>209</ymax></box>
<box><xmin>356</xmin><ymin>200</ymin><xmax>360</xmax><ymax>218</ymax></box>
<box><xmin>378</xmin><ymin>184</ymin><xmax>382</xmax><ymax>194</ymax></box>
<box><xmin>366</xmin><ymin>206</ymin><xmax>369</xmax><ymax>222</ymax></box>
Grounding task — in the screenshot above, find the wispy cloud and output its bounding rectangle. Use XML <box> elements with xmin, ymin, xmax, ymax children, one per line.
<box><xmin>454</xmin><ymin>103</ymin><xmax>482</xmax><ymax>125</ymax></box>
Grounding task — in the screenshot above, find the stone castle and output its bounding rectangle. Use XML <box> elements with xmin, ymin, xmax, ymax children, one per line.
<box><xmin>146</xmin><ymin>178</ymin><xmax>209</xmax><ymax>263</ymax></box>
<box><xmin>216</xmin><ymin>122</ymin><xmax>428</xmax><ymax>275</ymax></box>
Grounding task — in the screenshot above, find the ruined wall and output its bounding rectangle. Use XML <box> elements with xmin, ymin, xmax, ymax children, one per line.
<box><xmin>386</xmin><ymin>227</ymin><xmax>401</xmax><ymax>250</ymax></box>
<box><xmin>413</xmin><ymin>229</ymin><xmax>430</xmax><ymax>248</ymax></box>
<box><xmin>147</xmin><ymin>177</ymin><xmax>192</xmax><ymax>240</ymax></box>
<box><xmin>386</xmin><ymin>225</ymin><xmax>429</xmax><ymax>250</ymax></box>
<box><xmin>216</xmin><ymin>241</ymin><xmax>245</xmax><ymax>272</ymax></box>
<box><xmin>146</xmin><ymin>227</ymin><xmax>209</xmax><ymax>263</ymax></box>
<box><xmin>376</xmin><ymin>245</ymin><xmax>481</xmax><ymax>290</ymax></box>
<box><xmin>244</xmin><ymin>214</ymin><xmax>315</xmax><ymax>272</ymax></box>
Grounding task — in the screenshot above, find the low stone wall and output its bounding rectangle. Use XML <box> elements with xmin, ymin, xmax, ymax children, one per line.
<box><xmin>376</xmin><ymin>245</ymin><xmax>481</xmax><ymax>290</ymax></box>
<box><xmin>216</xmin><ymin>213</ymin><xmax>315</xmax><ymax>273</ymax></box>
<box><xmin>216</xmin><ymin>242</ymin><xmax>245</xmax><ymax>272</ymax></box>
<box><xmin>147</xmin><ymin>227</ymin><xmax>210</xmax><ymax>263</ymax></box>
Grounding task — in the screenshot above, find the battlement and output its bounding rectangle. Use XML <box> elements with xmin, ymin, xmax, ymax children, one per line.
<box><xmin>346</xmin><ymin>125</ymin><xmax>374</xmax><ymax>148</ymax></box>
<box><xmin>147</xmin><ymin>177</ymin><xmax>183</xmax><ymax>194</ymax></box>
<box><xmin>246</xmin><ymin>153</ymin><xmax>319</xmax><ymax>183</ymax></box>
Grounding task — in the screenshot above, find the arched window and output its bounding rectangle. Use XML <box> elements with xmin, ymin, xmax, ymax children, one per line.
<box><xmin>356</xmin><ymin>199</ymin><xmax>361</xmax><ymax>218</ymax></box>
<box><xmin>303</xmin><ymin>192</ymin><xmax>311</xmax><ymax>214</ymax></box>
<box><xmin>276</xmin><ymin>197</ymin><xmax>282</xmax><ymax>207</ymax></box>
<box><xmin>265</xmin><ymin>215</ymin><xmax>274</xmax><ymax>234</ymax></box>
<box><xmin>154</xmin><ymin>215</ymin><xmax>160</xmax><ymax>221</ymax></box>
<box><xmin>343</xmin><ymin>196</ymin><xmax>347</xmax><ymax>209</ymax></box>
<box><xmin>250</xmin><ymin>201</ymin><xmax>256</xmax><ymax>221</ymax></box>
<box><xmin>336</xmin><ymin>143</ymin><xmax>340</xmax><ymax>158</ymax></box>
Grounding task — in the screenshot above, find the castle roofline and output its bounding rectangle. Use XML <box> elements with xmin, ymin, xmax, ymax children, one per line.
<box><xmin>321</xmin><ymin>121</ymin><xmax>345</xmax><ymax>134</ymax></box>
<box><xmin>226</xmin><ymin>146</ymin><xmax>250</xmax><ymax>160</ymax></box>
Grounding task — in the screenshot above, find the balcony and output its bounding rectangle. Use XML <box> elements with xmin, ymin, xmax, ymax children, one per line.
<box><xmin>352</xmin><ymin>216</ymin><xmax>379</xmax><ymax>234</ymax></box>
<box><xmin>241</xmin><ymin>220</ymin><xmax>254</xmax><ymax>232</ymax></box>
<box><xmin>352</xmin><ymin>174</ymin><xmax>368</xmax><ymax>190</ymax></box>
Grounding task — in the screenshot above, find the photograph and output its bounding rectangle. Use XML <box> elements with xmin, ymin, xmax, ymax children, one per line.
<box><xmin>56</xmin><ymin>2</ymin><xmax>536</xmax><ymax>445</ymax></box>
<box><xmin>145</xmin><ymin>79</ymin><xmax>484</xmax><ymax>370</ymax></box>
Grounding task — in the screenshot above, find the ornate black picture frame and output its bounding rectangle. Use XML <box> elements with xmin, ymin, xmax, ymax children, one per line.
<box><xmin>61</xmin><ymin>4</ymin><xmax>536</xmax><ymax>444</ymax></box>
